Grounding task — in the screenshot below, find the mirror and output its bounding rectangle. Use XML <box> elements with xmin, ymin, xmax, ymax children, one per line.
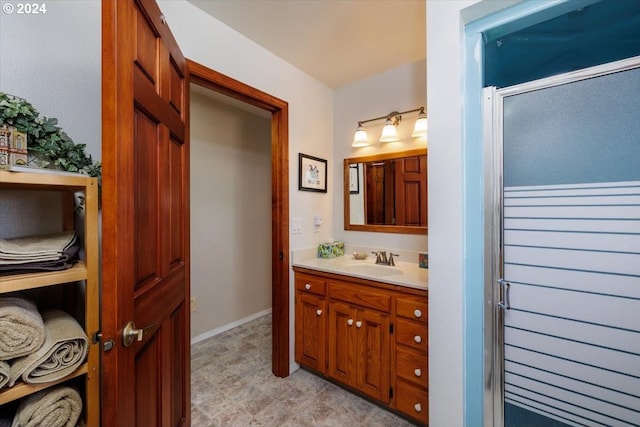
<box><xmin>344</xmin><ymin>148</ymin><xmax>427</xmax><ymax>235</ymax></box>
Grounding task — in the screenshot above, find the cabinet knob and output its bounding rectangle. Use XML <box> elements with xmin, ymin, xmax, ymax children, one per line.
<box><xmin>414</xmin><ymin>309</ymin><xmax>422</xmax><ymax>318</ymax></box>
<box><xmin>305</xmin><ymin>283</ymin><xmax>311</xmax><ymax>290</ymax></box>
<box><xmin>347</xmin><ymin>319</ymin><xmax>354</xmax><ymax>326</ymax></box>
<box><xmin>414</xmin><ymin>368</ymin><xmax>422</xmax><ymax>377</ymax></box>
<box><xmin>316</xmin><ymin>309</ymin><xmax>322</xmax><ymax>316</ymax></box>
<box><xmin>414</xmin><ymin>403</ymin><xmax>422</xmax><ymax>413</ymax></box>
<box><xmin>356</xmin><ymin>321</ymin><xmax>362</xmax><ymax>328</ymax></box>
<box><xmin>414</xmin><ymin>335</ymin><xmax>422</xmax><ymax>344</ymax></box>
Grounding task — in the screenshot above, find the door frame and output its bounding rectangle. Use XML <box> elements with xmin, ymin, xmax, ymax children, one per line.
<box><xmin>187</xmin><ymin>59</ymin><xmax>290</xmax><ymax>378</ymax></box>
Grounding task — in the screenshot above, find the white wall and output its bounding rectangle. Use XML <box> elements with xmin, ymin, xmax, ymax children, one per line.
<box><xmin>189</xmin><ymin>88</ymin><xmax>272</xmax><ymax>340</ymax></box>
<box><xmin>332</xmin><ymin>60</ymin><xmax>428</xmax><ymax>252</ymax></box>
<box><xmin>0</xmin><ymin>0</ymin><xmax>101</xmax><ymax>160</ymax></box>
<box><xmin>427</xmin><ymin>2</ymin><xmax>478</xmax><ymax>426</ymax></box>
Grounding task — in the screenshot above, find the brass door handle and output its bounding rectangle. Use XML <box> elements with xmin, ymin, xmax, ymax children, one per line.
<box><xmin>122</xmin><ymin>321</ymin><xmax>156</xmax><ymax>347</ymax></box>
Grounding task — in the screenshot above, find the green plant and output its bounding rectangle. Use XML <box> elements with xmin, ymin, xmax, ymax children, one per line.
<box><xmin>0</xmin><ymin>92</ymin><xmax>101</xmax><ymax>178</ymax></box>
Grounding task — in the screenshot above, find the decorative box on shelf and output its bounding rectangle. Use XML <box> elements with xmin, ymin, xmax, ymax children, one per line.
<box><xmin>317</xmin><ymin>242</ymin><xmax>345</xmax><ymax>259</ymax></box>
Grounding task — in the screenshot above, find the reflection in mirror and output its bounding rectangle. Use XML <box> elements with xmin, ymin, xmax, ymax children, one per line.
<box><xmin>344</xmin><ymin>149</ymin><xmax>427</xmax><ymax>235</ymax></box>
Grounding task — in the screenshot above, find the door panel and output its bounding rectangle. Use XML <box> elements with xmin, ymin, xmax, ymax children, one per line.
<box><xmin>395</xmin><ymin>155</ymin><xmax>427</xmax><ymax>227</ymax></box>
<box><xmin>356</xmin><ymin>309</ymin><xmax>389</xmax><ymax>403</ymax></box>
<box><xmin>328</xmin><ymin>301</ymin><xmax>356</xmax><ymax>387</ymax></box>
<box><xmin>492</xmin><ymin>61</ymin><xmax>640</xmax><ymax>427</ymax></box>
<box><xmin>101</xmin><ymin>0</ymin><xmax>190</xmax><ymax>425</ymax></box>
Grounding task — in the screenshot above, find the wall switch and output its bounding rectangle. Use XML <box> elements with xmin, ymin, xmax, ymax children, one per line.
<box><xmin>190</xmin><ymin>297</ymin><xmax>197</xmax><ymax>312</ymax></box>
<box><xmin>291</xmin><ymin>217</ymin><xmax>302</xmax><ymax>234</ymax></box>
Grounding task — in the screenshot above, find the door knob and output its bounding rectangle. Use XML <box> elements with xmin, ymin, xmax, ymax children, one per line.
<box><xmin>122</xmin><ymin>321</ymin><xmax>156</xmax><ymax>347</ymax></box>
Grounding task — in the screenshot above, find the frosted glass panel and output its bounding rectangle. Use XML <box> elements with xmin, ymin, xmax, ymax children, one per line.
<box><xmin>503</xmin><ymin>67</ymin><xmax>640</xmax><ymax>187</ymax></box>
<box><xmin>501</xmin><ymin>66</ymin><xmax>640</xmax><ymax>427</ymax></box>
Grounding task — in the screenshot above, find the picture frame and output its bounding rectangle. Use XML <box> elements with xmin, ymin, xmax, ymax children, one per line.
<box><xmin>349</xmin><ymin>164</ymin><xmax>359</xmax><ymax>194</ymax></box>
<box><xmin>298</xmin><ymin>153</ymin><xmax>327</xmax><ymax>193</ymax></box>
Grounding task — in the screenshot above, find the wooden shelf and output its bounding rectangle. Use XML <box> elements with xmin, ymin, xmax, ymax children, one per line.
<box><xmin>0</xmin><ymin>363</ymin><xmax>88</xmax><ymax>405</ymax></box>
<box><xmin>0</xmin><ymin>169</ymin><xmax>94</xmax><ymax>191</ymax></box>
<box><xmin>0</xmin><ymin>262</ymin><xmax>88</xmax><ymax>293</ymax></box>
<box><xmin>0</xmin><ymin>169</ymin><xmax>99</xmax><ymax>425</ymax></box>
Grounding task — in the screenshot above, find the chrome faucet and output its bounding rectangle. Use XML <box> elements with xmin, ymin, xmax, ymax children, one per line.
<box><xmin>372</xmin><ymin>251</ymin><xmax>399</xmax><ymax>266</ymax></box>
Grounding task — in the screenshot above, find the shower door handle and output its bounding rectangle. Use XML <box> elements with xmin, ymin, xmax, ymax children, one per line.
<box><xmin>498</xmin><ymin>279</ymin><xmax>511</xmax><ymax>310</ymax></box>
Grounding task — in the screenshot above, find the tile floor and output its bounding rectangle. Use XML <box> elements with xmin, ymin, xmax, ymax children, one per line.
<box><xmin>191</xmin><ymin>313</ymin><xmax>416</xmax><ymax>426</ymax></box>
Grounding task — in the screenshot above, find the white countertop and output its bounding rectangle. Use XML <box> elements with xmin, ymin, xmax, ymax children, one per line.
<box><xmin>292</xmin><ymin>247</ymin><xmax>428</xmax><ymax>290</ymax></box>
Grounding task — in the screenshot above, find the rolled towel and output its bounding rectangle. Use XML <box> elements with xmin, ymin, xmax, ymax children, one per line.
<box><xmin>0</xmin><ymin>360</ymin><xmax>9</xmax><ymax>389</ymax></box>
<box><xmin>0</xmin><ymin>297</ymin><xmax>45</xmax><ymax>360</ymax></box>
<box><xmin>9</xmin><ymin>309</ymin><xmax>87</xmax><ymax>387</ymax></box>
<box><xmin>11</xmin><ymin>386</ymin><xmax>82</xmax><ymax>427</ymax></box>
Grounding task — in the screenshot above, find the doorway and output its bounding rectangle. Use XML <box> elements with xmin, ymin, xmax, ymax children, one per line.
<box><xmin>187</xmin><ymin>59</ymin><xmax>290</xmax><ymax>378</ymax></box>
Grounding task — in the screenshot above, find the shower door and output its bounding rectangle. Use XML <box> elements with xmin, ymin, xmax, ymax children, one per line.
<box><xmin>485</xmin><ymin>57</ymin><xmax>640</xmax><ymax>427</ymax></box>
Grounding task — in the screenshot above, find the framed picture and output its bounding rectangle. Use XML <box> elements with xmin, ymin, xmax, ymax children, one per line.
<box><xmin>349</xmin><ymin>164</ymin><xmax>359</xmax><ymax>194</ymax></box>
<box><xmin>298</xmin><ymin>153</ymin><xmax>327</xmax><ymax>193</ymax></box>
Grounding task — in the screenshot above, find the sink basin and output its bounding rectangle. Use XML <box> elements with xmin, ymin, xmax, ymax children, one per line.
<box><xmin>344</xmin><ymin>263</ymin><xmax>403</xmax><ymax>277</ymax></box>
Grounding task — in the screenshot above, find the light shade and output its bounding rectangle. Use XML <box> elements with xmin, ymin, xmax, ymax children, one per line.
<box><xmin>412</xmin><ymin>113</ymin><xmax>428</xmax><ymax>138</ymax></box>
<box><xmin>352</xmin><ymin>125</ymin><xmax>370</xmax><ymax>147</ymax></box>
<box><xmin>379</xmin><ymin>119</ymin><xmax>399</xmax><ymax>142</ymax></box>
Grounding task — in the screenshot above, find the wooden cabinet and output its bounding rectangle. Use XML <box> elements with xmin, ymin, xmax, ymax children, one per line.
<box><xmin>294</xmin><ymin>267</ymin><xmax>428</xmax><ymax>425</ymax></box>
<box><xmin>0</xmin><ymin>170</ymin><xmax>100</xmax><ymax>426</ymax></box>
<box><xmin>327</xmin><ymin>280</ymin><xmax>390</xmax><ymax>403</ymax></box>
<box><xmin>294</xmin><ymin>272</ymin><xmax>326</xmax><ymax>373</ymax></box>
<box><xmin>394</xmin><ymin>295</ymin><xmax>428</xmax><ymax>425</ymax></box>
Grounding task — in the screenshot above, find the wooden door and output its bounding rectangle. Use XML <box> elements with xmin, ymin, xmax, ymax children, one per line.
<box><xmin>328</xmin><ymin>301</ymin><xmax>356</xmax><ymax>387</ymax></box>
<box><xmin>356</xmin><ymin>309</ymin><xmax>390</xmax><ymax>403</ymax></box>
<box><xmin>395</xmin><ymin>155</ymin><xmax>427</xmax><ymax>227</ymax></box>
<box><xmin>102</xmin><ymin>0</ymin><xmax>190</xmax><ymax>426</ymax></box>
<box><xmin>295</xmin><ymin>292</ymin><xmax>326</xmax><ymax>372</ymax></box>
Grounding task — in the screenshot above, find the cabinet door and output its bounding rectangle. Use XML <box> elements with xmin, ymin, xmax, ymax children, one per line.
<box><xmin>327</xmin><ymin>301</ymin><xmax>356</xmax><ymax>387</ymax></box>
<box><xmin>295</xmin><ymin>292</ymin><xmax>326</xmax><ymax>373</ymax></box>
<box><xmin>356</xmin><ymin>309</ymin><xmax>390</xmax><ymax>403</ymax></box>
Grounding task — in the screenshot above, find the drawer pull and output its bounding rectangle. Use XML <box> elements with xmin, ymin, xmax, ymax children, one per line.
<box><xmin>414</xmin><ymin>368</ymin><xmax>422</xmax><ymax>377</ymax></box>
<box><xmin>347</xmin><ymin>319</ymin><xmax>354</xmax><ymax>326</ymax></box>
<box><xmin>356</xmin><ymin>321</ymin><xmax>362</xmax><ymax>328</ymax></box>
<box><xmin>305</xmin><ymin>283</ymin><xmax>311</xmax><ymax>290</ymax></box>
<box><xmin>414</xmin><ymin>335</ymin><xmax>422</xmax><ymax>344</ymax></box>
<box><xmin>414</xmin><ymin>403</ymin><xmax>422</xmax><ymax>413</ymax></box>
<box><xmin>414</xmin><ymin>309</ymin><xmax>422</xmax><ymax>318</ymax></box>
<box><xmin>316</xmin><ymin>309</ymin><xmax>322</xmax><ymax>316</ymax></box>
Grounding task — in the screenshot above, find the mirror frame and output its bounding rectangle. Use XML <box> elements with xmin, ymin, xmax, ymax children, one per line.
<box><xmin>343</xmin><ymin>148</ymin><xmax>427</xmax><ymax>235</ymax></box>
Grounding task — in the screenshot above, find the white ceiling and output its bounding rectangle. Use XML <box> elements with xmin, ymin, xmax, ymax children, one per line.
<box><xmin>186</xmin><ymin>0</ymin><xmax>426</xmax><ymax>89</ymax></box>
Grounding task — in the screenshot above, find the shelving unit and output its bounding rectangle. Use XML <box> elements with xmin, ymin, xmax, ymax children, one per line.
<box><xmin>0</xmin><ymin>169</ymin><xmax>99</xmax><ymax>426</ymax></box>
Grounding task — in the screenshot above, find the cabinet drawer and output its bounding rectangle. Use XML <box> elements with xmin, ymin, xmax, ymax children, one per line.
<box><xmin>295</xmin><ymin>273</ymin><xmax>326</xmax><ymax>296</ymax></box>
<box><xmin>396</xmin><ymin>318</ymin><xmax>427</xmax><ymax>352</ymax></box>
<box><xmin>396</xmin><ymin>380</ymin><xmax>428</xmax><ymax>425</ymax></box>
<box><xmin>328</xmin><ymin>281</ymin><xmax>391</xmax><ymax>313</ymax></box>
<box><xmin>396</xmin><ymin>295</ymin><xmax>427</xmax><ymax>323</ymax></box>
<box><xmin>396</xmin><ymin>346</ymin><xmax>428</xmax><ymax>388</ymax></box>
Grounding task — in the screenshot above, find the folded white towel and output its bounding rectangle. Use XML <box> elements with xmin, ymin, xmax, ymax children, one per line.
<box><xmin>11</xmin><ymin>386</ymin><xmax>82</xmax><ymax>427</ymax></box>
<box><xmin>9</xmin><ymin>309</ymin><xmax>87</xmax><ymax>387</ymax></box>
<box><xmin>0</xmin><ymin>297</ymin><xmax>45</xmax><ymax>360</ymax></box>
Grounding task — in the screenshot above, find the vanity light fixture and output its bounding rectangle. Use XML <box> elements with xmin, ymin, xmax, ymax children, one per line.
<box><xmin>352</xmin><ymin>107</ymin><xmax>427</xmax><ymax>147</ymax></box>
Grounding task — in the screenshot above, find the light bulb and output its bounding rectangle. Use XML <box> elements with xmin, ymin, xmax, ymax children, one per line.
<box><xmin>352</xmin><ymin>125</ymin><xmax>370</xmax><ymax>147</ymax></box>
<box><xmin>379</xmin><ymin>119</ymin><xmax>399</xmax><ymax>142</ymax></box>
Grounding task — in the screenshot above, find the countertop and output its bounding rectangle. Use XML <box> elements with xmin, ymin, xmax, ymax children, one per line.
<box><xmin>292</xmin><ymin>248</ymin><xmax>428</xmax><ymax>290</ymax></box>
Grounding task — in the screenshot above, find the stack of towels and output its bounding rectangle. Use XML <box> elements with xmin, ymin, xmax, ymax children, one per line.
<box><xmin>0</xmin><ymin>231</ymin><xmax>80</xmax><ymax>275</ymax></box>
<box><xmin>0</xmin><ymin>296</ymin><xmax>87</xmax><ymax>426</ymax></box>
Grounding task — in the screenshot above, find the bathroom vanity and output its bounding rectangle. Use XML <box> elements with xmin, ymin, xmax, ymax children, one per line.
<box><xmin>293</xmin><ymin>254</ymin><xmax>428</xmax><ymax>425</ymax></box>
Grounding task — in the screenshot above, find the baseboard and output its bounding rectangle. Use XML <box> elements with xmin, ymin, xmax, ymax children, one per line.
<box><xmin>190</xmin><ymin>307</ymin><xmax>273</xmax><ymax>345</ymax></box>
